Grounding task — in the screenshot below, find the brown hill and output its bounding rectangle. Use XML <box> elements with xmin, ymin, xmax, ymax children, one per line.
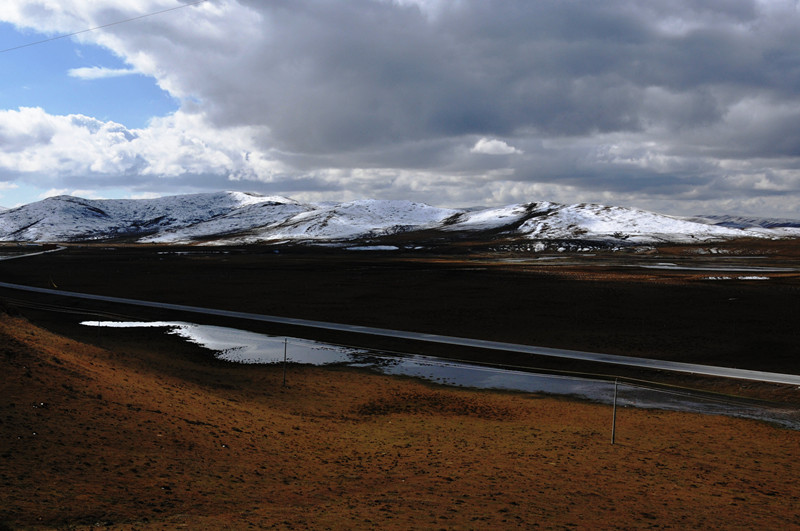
<box><xmin>1</xmin><ymin>312</ymin><xmax>799</xmax><ymax>529</ymax></box>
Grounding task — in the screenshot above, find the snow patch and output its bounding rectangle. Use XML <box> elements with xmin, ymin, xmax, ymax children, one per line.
<box><xmin>346</xmin><ymin>245</ymin><xmax>400</xmax><ymax>251</ymax></box>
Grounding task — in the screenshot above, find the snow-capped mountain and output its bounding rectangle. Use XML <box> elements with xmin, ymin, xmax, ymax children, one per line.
<box><xmin>688</xmin><ymin>215</ymin><xmax>800</xmax><ymax>231</ymax></box>
<box><xmin>176</xmin><ymin>199</ymin><xmax>462</xmax><ymax>244</ymax></box>
<box><xmin>0</xmin><ymin>192</ymin><xmax>300</xmax><ymax>242</ymax></box>
<box><xmin>0</xmin><ymin>191</ymin><xmax>797</xmax><ymax>247</ymax></box>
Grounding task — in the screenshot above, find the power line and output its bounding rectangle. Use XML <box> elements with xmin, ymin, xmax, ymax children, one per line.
<box><xmin>0</xmin><ymin>0</ymin><xmax>210</xmax><ymax>54</ymax></box>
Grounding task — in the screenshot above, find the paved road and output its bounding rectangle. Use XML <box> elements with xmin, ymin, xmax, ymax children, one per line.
<box><xmin>1</xmin><ymin>280</ymin><xmax>799</xmax><ymax>386</ymax></box>
<box><xmin>0</xmin><ymin>246</ymin><xmax>65</xmax><ymax>261</ymax></box>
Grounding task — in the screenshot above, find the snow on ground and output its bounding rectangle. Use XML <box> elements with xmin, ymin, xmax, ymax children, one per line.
<box><xmin>517</xmin><ymin>203</ymin><xmax>766</xmax><ymax>242</ymax></box>
<box><xmin>0</xmin><ymin>192</ymin><xmax>797</xmax><ymax>245</ymax></box>
<box><xmin>142</xmin><ymin>196</ymin><xmax>310</xmax><ymax>243</ymax></box>
<box><xmin>219</xmin><ymin>199</ymin><xmax>460</xmax><ymax>244</ymax></box>
<box><xmin>443</xmin><ymin>203</ymin><xmax>544</xmax><ymax>231</ymax></box>
<box><xmin>690</xmin><ymin>214</ymin><xmax>800</xmax><ymax>230</ymax></box>
<box><xmin>0</xmin><ymin>192</ymin><xmax>252</xmax><ymax>242</ymax></box>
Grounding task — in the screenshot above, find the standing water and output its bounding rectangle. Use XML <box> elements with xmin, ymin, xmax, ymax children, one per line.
<box><xmin>81</xmin><ymin>320</ymin><xmax>800</xmax><ymax>430</ymax></box>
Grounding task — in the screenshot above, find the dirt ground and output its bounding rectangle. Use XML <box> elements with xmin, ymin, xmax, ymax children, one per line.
<box><xmin>2</xmin><ymin>311</ymin><xmax>800</xmax><ymax>529</ymax></box>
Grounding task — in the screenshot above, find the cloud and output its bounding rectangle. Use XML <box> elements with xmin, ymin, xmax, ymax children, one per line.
<box><xmin>0</xmin><ymin>106</ymin><xmax>284</xmax><ymax>186</ymax></box>
<box><xmin>68</xmin><ymin>66</ymin><xmax>139</xmax><ymax>80</ymax></box>
<box><xmin>470</xmin><ymin>138</ymin><xmax>522</xmax><ymax>155</ymax></box>
<box><xmin>1</xmin><ymin>1</ymin><xmax>800</xmax><ymax>216</ymax></box>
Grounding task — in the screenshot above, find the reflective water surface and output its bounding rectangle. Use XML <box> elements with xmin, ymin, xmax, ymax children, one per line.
<box><xmin>81</xmin><ymin>320</ymin><xmax>800</xmax><ymax>430</ymax></box>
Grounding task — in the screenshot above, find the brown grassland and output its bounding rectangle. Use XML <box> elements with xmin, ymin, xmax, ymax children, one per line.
<box><xmin>2</xmin><ymin>313</ymin><xmax>800</xmax><ymax>529</ymax></box>
<box><xmin>1</xmin><ymin>242</ymin><xmax>800</xmax><ymax>528</ymax></box>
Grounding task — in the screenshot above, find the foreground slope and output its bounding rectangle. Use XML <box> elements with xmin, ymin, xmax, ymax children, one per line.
<box><xmin>2</xmin><ymin>310</ymin><xmax>799</xmax><ymax>529</ymax></box>
<box><xmin>1</xmin><ymin>191</ymin><xmax>797</xmax><ymax>245</ymax></box>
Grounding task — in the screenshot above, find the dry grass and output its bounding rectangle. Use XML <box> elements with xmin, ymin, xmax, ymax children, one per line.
<box><xmin>1</xmin><ymin>313</ymin><xmax>799</xmax><ymax>529</ymax></box>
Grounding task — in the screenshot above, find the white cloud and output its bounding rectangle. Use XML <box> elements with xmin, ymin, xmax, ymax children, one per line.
<box><xmin>68</xmin><ymin>66</ymin><xmax>139</xmax><ymax>80</ymax></box>
<box><xmin>69</xmin><ymin>189</ymin><xmax>107</xmax><ymax>199</ymax></box>
<box><xmin>0</xmin><ymin>107</ymin><xmax>284</xmax><ymax>184</ymax></box>
<box><xmin>470</xmin><ymin>138</ymin><xmax>523</xmax><ymax>155</ymax></box>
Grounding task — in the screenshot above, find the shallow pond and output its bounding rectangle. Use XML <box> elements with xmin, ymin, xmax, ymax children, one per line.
<box><xmin>81</xmin><ymin>320</ymin><xmax>800</xmax><ymax>430</ymax></box>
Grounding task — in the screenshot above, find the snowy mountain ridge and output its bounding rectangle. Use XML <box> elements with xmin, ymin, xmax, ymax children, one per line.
<box><xmin>686</xmin><ymin>214</ymin><xmax>800</xmax><ymax>230</ymax></box>
<box><xmin>0</xmin><ymin>191</ymin><xmax>797</xmax><ymax>247</ymax></box>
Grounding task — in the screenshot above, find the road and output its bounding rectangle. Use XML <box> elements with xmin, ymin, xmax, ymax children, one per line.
<box><xmin>1</xmin><ymin>279</ymin><xmax>799</xmax><ymax>386</ymax></box>
<box><xmin>0</xmin><ymin>246</ymin><xmax>66</xmax><ymax>261</ymax></box>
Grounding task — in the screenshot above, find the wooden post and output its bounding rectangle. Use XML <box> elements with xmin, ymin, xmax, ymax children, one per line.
<box><xmin>611</xmin><ymin>378</ymin><xmax>618</xmax><ymax>445</ymax></box>
<box><xmin>282</xmin><ymin>337</ymin><xmax>288</xmax><ymax>387</ymax></box>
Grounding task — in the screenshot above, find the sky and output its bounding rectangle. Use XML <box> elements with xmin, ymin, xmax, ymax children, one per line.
<box><xmin>1</xmin><ymin>0</ymin><xmax>799</xmax><ymax>218</ymax></box>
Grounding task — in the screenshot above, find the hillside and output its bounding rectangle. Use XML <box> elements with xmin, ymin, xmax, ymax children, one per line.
<box><xmin>2</xmin><ymin>310</ymin><xmax>799</xmax><ymax>528</ymax></box>
<box><xmin>0</xmin><ymin>191</ymin><xmax>797</xmax><ymax>247</ymax></box>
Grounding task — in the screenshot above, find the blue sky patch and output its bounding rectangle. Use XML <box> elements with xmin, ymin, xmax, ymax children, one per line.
<box><xmin>0</xmin><ymin>22</ymin><xmax>177</xmax><ymax>128</ymax></box>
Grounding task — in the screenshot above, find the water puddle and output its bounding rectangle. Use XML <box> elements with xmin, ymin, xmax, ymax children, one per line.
<box><xmin>81</xmin><ymin>320</ymin><xmax>800</xmax><ymax>430</ymax></box>
<box><xmin>702</xmin><ymin>276</ymin><xmax>770</xmax><ymax>281</ymax></box>
<box><xmin>638</xmin><ymin>263</ymin><xmax>793</xmax><ymax>272</ymax></box>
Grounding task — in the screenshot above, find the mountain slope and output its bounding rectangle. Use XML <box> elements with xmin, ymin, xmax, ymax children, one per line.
<box><xmin>0</xmin><ymin>192</ymin><xmax>291</xmax><ymax>242</ymax></box>
<box><xmin>0</xmin><ymin>192</ymin><xmax>797</xmax><ymax>246</ymax></box>
<box><xmin>516</xmin><ymin>203</ymin><xmax>766</xmax><ymax>243</ymax></box>
<box><xmin>202</xmin><ymin>199</ymin><xmax>462</xmax><ymax>244</ymax></box>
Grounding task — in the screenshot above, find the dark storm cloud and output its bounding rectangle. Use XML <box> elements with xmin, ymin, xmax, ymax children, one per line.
<box><xmin>176</xmin><ymin>0</ymin><xmax>796</xmax><ymax>161</ymax></box>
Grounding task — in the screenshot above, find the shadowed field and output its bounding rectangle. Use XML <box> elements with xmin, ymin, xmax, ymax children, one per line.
<box><xmin>1</xmin><ymin>243</ymin><xmax>799</xmax><ymax>374</ymax></box>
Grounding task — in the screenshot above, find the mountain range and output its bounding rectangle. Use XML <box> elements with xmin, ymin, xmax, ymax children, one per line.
<box><xmin>0</xmin><ymin>191</ymin><xmax>798</xmax><ymax>249</ymax></box>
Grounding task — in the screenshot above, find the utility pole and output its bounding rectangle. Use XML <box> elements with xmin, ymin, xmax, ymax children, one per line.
<box><xmin>611</xmin><ymin>378</ymin><xmax>619</xmax><ymax>444</ymax></box>
<box><xmin>282</xmin><ymin>337</ymin><xmax>288</xmax><ymax>387</ymax></box>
